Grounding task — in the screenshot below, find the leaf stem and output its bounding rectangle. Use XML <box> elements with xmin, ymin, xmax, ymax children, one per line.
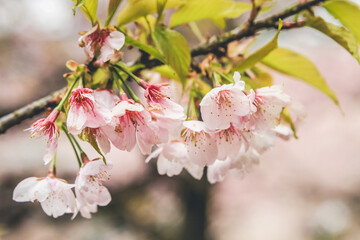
<box><xmin>112</xmin><ymin>67</ymin><xmax>141</xmax><ymax>102</ymax></box>
<box><xmin>56</xmin><ymin>76</ymin><xmax>79</xmax><ymax>111</ymax></box>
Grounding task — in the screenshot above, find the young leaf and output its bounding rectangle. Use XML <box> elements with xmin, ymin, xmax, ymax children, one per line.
<box><xmin>170</xmin><ymin>0</ymin><xmax>251</xmax><ymax>27</ymax></box>
<box><xmin>234</xmin><ymin>20</ymin><xmax>282</xmax><ymax>72</ymax></box>
<box><xmin>152</xmin><ymin>26</ymin><xmax>191</xmax><ymax>85</ymax></box>
<box><xmin>152</xmin><ymin>65</ymin><xmax>181</xmax><ymax>82</ymax></box>
<box><xmin>324</xmin><ymin>0</ymin><xmax>360</xmax><ymax>42</ymax></box>
<box><xmin>72</xmin><ymin>0</ymin><xmax>98</xmax><ymax>25</ymax></box>
<box><xmin>116</xmin><ymin>0</ymin><xmax>184</xmax><ymax>27</ymax></box>
<box><xmin>78</xmin><ymin>129</ymin><xmax>107</xmax><ymax>163</ymax></box>
<box><xmin>306</xmin><ymin>16</ymin><xmax>360</xmax><ymax>63</ymax></box>
<box><xmin>125</xmin><ymin>35</ymin><xmax>165</xmax><ymax>63</ymax></box>
<box><xmin>106</xmin><ymin>0</ymin><xmax>123</xmax><ymax>26</ymax></box>
<box><xmin>262</xmin><ymin>48</ymin><xmax>339</xmax><ymax>106</ymax></box>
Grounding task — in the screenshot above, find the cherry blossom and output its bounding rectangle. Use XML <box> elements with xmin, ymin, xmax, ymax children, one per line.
<box><xmin>13</xmin><ymin>176</ymin><xmax>76</xmax><ymax>218</ymax></box>
<box><xmin>239</xmin><ymin>85</ymin><xmax>291</xmax><ymax>133</ymax></box>
<box><xmin>73</xmin><ymin>158</ymin><xmax>112</xmax><ymax>219</ymax></box>
<box><xmin>78</xmin><ymin>25</ymin><xmax>125</xmax><ymax>63</ymax></box>
<box><xmin>200</xmin><ymin>72</ymin><xmax>250</xmax><ymax>130</ymax></box>
<box><xmin>28</xmin><ymin>109</ymin><xmax>60</xmax><ymax>165</ymax></box>
<box><xmin>140</xmin><ymin>80</ymin><xmax>186</xmax><ymax>139</ymax></box>
<box><xmin>106</xmin><ymin>94</ymin><xmax>162</xmax><ymax>154</ymax></box>
<box><xmin>182</xmin><ymin>120</ymin><xmax>218</xmax><ymax>166</ymax></box>
<box><xmin>67</xmin><ymin>87</ymin><xmax>110</xmax><ymax>135</ymax></box>
<box><xmin>146</xmin><ymin>141</ymin><xmax>204</xmax><ymax>180</ymax></box>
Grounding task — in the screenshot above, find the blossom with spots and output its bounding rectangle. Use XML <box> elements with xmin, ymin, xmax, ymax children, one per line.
<box><xmin>200</xmin><ymin>72</ymin><xmax>250</xmax><ymax>130</ymax></box>
<box><xmin>78</xmin><ymin>25</ymin><xmax>125</xmax><ymax>64</ymax></box>
<box><xmin>28</xmin><ymin>109</ymin><xmax>60</xmax><ymax>165</ymax></box>
<box><xmin>105</xmin><ymin>94</ymin><xmax>164</xmax><ymax>154</ymax></box>
<box><xmin>182</xmin><ymin>120</ymin><xmax>218</xmax><ymax>167</ymax></box>
<box><xmin>238</xmin><ymin>85</ymin><xmax>291</xmax><ymax>133</ymax></box>
<box><xmin>13</xmin><ymin>176</ymin><xmax>76</xmax><ymax>218</ymax></box>
<box><xmin>146</xmin><ymin>140</ymin><xmax>204</xmax><ymax>179</ymax></box>
<box><xmin>73</xmin><ymin>158</ymin><xmax>112</xmax><ymax>219</ymax></box>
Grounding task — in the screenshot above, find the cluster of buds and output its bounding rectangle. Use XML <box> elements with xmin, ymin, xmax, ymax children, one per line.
<box><xmin>12</xmin><ymin>25</ymin><xmax>297</xmax><ymax>219</ymax></box>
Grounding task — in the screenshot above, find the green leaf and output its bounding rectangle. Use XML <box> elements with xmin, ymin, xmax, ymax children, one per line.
<box><xmin>152</xmin><ymin>65</ymin><xmax>181</xmax><ymax>82</ymax></box>
<box><xmin>72</xmin><ymin>0</ymin><xmax>98</xmax><ymax>25</ymax></box>
<box><xmin>116</xmin><ymin>0</ymin><xmax>184</xmax><ymax>26</ymax></box>
<box><xmin>234</xmin><ymin>20</ymin><xmax>282</xmax><ymax>72</ymax></box>
<box><xmin>125</xmin><ymin>35</ymin><xmax>165</xmax><ymax>63</ymax></box>
<box><xmin>262</xmin><ymin>48</ymin><xmax>339</xmax><ymax>106</ymax></box>
<box><xmin>306</xmin><ymin>15</ymin><xmax>360</xmax><ymax>63</ymax></box>
<box><xmin>281</xmin><ymin>107</ymin><xmax>298</xmax><ymax>139</ymax></box>
<box><xmin>324</xmin><ymin>0</ymin><xmax>360</xmax><ymax>42</ymax></box>
<box><xmin>79</xmin><ymin>129</ymin><xmax>107</xmax><ymax>164</ymax></box>
<box><xmin>106</xmin><ymin>0</ymin><xmax>123</xmax><ymax>26</ymax></box>
<box><xmin>73</xmin><ymin>0</ymin><xmax>86</xmax><ymax>15</ymax></box>
<box><xmin>152</xmin><ymin>26</ymin><xmax>191</xmax><ymax>85</ymax></box>
<box><xmin>170</xmin><ymin>0</ymin><xmax>251</xmax><ymax>27</ymax></box>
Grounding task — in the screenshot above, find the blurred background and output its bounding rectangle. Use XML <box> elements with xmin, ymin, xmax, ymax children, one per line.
<box><xmin>1</xmin><ymin>0</ymin><xmax>360</xmax><ymax>239</ymax></box>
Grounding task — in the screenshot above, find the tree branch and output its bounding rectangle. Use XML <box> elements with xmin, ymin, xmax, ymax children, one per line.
<box><xmin>0</xmin><ymin>88</ymin><xmax>65</xmax><ymax>134</ymax></box>
<box><xmin>191</xmin><ymin>0</ymin><xmax>326</xmax><ymax>56</ymax></box>
<box><xmin>0</xmin><ymin>0</ymin><xmax>328</xmax><ymax>134</ymax></box>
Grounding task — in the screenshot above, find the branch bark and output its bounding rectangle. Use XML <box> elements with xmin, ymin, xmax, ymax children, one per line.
<box><xmin>0</xmin><ymin>0</ymin><xmax>327</xmax><ymax>134</ymax></box>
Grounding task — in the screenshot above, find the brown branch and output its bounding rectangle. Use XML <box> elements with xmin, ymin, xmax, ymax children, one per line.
<box><xmin>0</xmin><ymin>88</ymin><xmax>65</xmax><ymax>134</ymax></box>
<box><xmin>0</xmin><ymin>0</ymin><xmax>328</xmax><ymax>134</ymax></box>
<box><xmin>191</xmin><ymin>0</ymin><xmax>327</xmax><ymax>57</ymax></box>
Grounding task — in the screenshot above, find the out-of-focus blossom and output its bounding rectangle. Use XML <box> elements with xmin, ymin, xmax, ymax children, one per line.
<box><xmin>28</xmin><ymin>109</ymin><xmax>60</xmax><ymax>165</ymax></box>
<box><xmin>182</xmin><ymin>120</ymin><xmax>218</xmax><ymax>166</ymax></box>
<box><xmin>78</xmin><ymin>25</ymin><xmax>125</xmax><ymax>64</ymax></box>
<box><xmin>13</xmin><ymin>176</ymin><xmax>76</xmax><ymax>218</ymax></box>
<box><xmin>200</xmin><ymin>72</ymin><xmax>250</xmax><ymax>130</ymax></box>
<box><xmin>146</xmin><ymin>140</ymin><xmax>204</xmax><ymax>180</ymax></box>
<box><xmin>74</xmin><ymin>158</ymin><xmax>112</xmax><ymax>219</ymax></box>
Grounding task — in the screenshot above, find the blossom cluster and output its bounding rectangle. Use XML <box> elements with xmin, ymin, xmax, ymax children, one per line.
<box><xmin>13</xmin><ymin>26</ymin><xmax>295</xmax><ymax>219</ymax></box>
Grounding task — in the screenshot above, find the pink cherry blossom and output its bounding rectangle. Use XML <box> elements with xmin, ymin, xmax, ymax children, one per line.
<box><xmin>146</xmin><ymin>140</ymin><xmax>204</xmax><ymax>180</ymax></box>
<box><xmin>13</xmin><ymin>176</ymin><xmax>76</xmax><ymax>218</ymax></box>
<box><xmin>239</xmin><ymin>85</ymin><xmax>291</xmax><ymax>133</ymax></box>
<box><xmin>106</xmin><ymin>94</ymin><xmax>162</xmax><ymax>154</ymax></box>
<box><xmin>78</xmin><ymin>25</ymin><xmax>125</xmax><ymax>63</ymax></box>
<box><xmin>73</xmin><ymin>158</ymin><xmax>112</xmax><ymax>219</ymax></box>
<box><xmin>140</xmin><ymin>80</ymin><xmax>186</xmax><ymax>140</ymax></box>
<box><xmin>215</xmin><ymin>123</ymin><xmax>248</xmax><ymax>161</ymax></box>
<box><xmin>67</xmin><ymin>87</ymin><xmax>109</xmax><ymax>135</ymax></box>
<box><xmin>182</xmin><ymin>120</ymin><xmax>218</xmax><ymax>166</ymax></box>
<box><xmin>80</xmin><ymin>89</ymin><xmax>120</xmax><ymax>154</ymax></box>
<box><xmin>200</xmin><ymin>72</ymin><xmax>250</xmax><ymax>130</ymax></box>
<box><xmin>28</xmin><ymin>109</ymin><xmax>59</xmax><ymax>165</ymax></box>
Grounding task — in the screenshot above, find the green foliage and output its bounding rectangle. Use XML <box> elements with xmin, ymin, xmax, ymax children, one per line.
<box><xmin>324</xmin><ymin>0</ymin><xmax>360</xmax><ymax>42</ymax></box>
<box><xmin>116</xmin><ymin>0</ymin><xmax>184</xmax><ymax>26</ymax></box>
<box><xmin>125</xmin><ymin>35</ymin><xmax>165</xmax><ymax>63</ymax></box>
<box><xmin>79</xmin><ymin>129</ymin><xmax>107</xmax><ymax>163</ymax></box>
<box><xmin>281</xmin><ymin>108</ymin><xmax>298</xmax><ymax>139</ymax></box>
<box><xmin>106</xmin><ymin>0</ymin><xmax>123</xmax><ymax>26</ymax></box>
<box><xmin>72</xmin><ymin>0</ymin><xmax>98</xmax><ymax>26</ymax></box>
<box><xmin>152</xmin><ymin>65</ymin><xmax>181</xmax><ymax>82</ymax></box>
<box><xmin>169</xmin><ymin>0</ymin><xmax>251</xmax><ymax>27</ymax></box>
<box><xmin>306</xmin><ymin>15</ymin><xmax>360</xmax><ymax>63</ymax></box>
<box><xmin>234</xmin><ymin>20</ymin><xmax>282</xmax><ymax>72</ymax></box>
<box><xmin>262</xmin><ymin>48</ymin><xmax>339</xmax><ymax>106</ymax></box>
<box><xmin>152</xmin><ymin>26</ymin><xmax>191</xmax><ymax>85</ymax></box>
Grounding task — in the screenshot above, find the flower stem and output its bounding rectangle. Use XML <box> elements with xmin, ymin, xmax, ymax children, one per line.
<box><xmin>56</xmin><ymin>76</ymin><xmax>79</xmax><ymax>111</ymax></box>
<box><xmin>114</xmin><ymin>63</ymin><xmax>142</xmax><ymax>84</ymax></box>
<box><xmin>112</xmin><ymin>68</ymin><xmax>140</xmax><ymax>102</ymax></box>
<box><xmin>61</xmin><ymin>124</ymin><xmax>82</xmax><ymax>167</ymax></box>
<box><xmin>49</xmin><ymin>154</ymin><xmax>57</xmax><ymax>176</ymax></box>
